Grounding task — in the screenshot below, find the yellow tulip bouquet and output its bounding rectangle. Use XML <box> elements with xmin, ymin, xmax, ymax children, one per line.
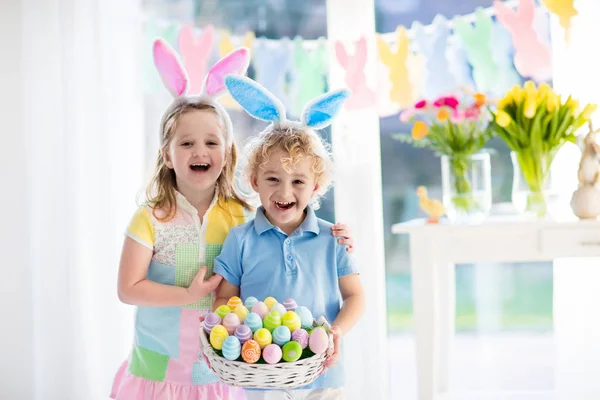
<box><xmin>491</xmin><ymin>81</ymin><xmax>596</xmax><ymax>216</ymax></box>
<box><xmin>395</xmin><ymin>92</ymin><xmax>494</xmax><ymax>214</ymax></box>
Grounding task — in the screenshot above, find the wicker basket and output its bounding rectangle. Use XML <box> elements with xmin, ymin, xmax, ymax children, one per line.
<box><xmin>199</xmin><ymin>316</ymin><xmax>333</xmax><ymax>389</ymax></box>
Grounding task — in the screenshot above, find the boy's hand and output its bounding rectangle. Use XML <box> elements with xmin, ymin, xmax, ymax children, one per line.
<box><xmin>331</xmin><ymin>223</ymin><xmax>354</xmax><ymax>253</ymax></box>
<box><xmin>187</xmin><ymin>267</ymin><xmax>223</xmax><ymax>302</ymax></box>
<box><xmin>322</xmin><ymin>325</ymin><xmax>342</xmax><ymax>372</ymax></box>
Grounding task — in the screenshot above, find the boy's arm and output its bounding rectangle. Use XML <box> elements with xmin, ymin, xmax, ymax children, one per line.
<box><xmin>332</xmin><ymin>274</ymin><xmax>365</xmax><ymax>335</ymax></box>
<box><xmin>212</xmin><ymin>229</ymin><xmax>243</xmax><ymax>310</ymax></box>
<box><xmin>214</xmin><ymin>280</ymin><xmax>241</xmax><ymax>310</ymax></box>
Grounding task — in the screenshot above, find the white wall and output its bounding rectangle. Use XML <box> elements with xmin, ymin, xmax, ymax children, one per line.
<box><xmin>0</xmin><ymin>1</ymin><xmax>34</xmax><ymax>399</ymax></box>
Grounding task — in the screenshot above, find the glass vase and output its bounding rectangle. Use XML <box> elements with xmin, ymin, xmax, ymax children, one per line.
<box><xmin>510</xmin><ymin>151</ymin><xmax>557</xmax><ymax>218</ymax></box>
<box><xmin>441</xmin><ymin>152</ymin><xmax>492</xmax><ymax>224</ymax></box>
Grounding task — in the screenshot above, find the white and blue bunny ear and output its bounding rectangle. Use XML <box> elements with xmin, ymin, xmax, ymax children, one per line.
<box><xmin>224</xmin><ymin>74</ymin><xmax>286</xmax><ymax>123</ymax></box>
<box><xmin>300</xmin><ymin>89</ymin><xmax>351</xmax><ymax>129</ymax></box>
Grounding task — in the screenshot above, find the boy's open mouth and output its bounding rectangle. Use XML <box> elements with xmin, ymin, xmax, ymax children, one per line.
<box><xmin>274</xmin><ymin>201</ymin><xmax>295</xmax><ymax>210</ymax></box>
<box><xmin>190</xmin><ymin>163</ymin><xmax>210</xmax><ymax>172</ymax></box>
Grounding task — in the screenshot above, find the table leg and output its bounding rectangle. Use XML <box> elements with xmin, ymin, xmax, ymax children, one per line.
<box><xmin>410</xmin><ymin>235</ymin><xmax>455</xmax><ymax>399</ymax></box>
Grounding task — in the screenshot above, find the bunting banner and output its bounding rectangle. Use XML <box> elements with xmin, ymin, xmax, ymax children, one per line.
<box><xmin>143</xmin><ymin>0</ymin><xmax>559</xmax><ymax>116</ymax></box>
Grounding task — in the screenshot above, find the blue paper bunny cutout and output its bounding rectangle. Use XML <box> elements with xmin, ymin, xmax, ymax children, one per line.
<box><xmin>252</xmin><ymin>37</ymin><xmax>295</xmax><ymax>113</ymax></box>
<box><xmin>224</xmin><ymin>74</ymin><xmax>350</xmax><ymax>130</ymax></box>
<box><xmin>446</xmin><ymin>35</ymin><xmax>475</xmax><ymax>91</ymax></box>
<box><xmin>411</xmin><ymin>15</ymin><xmax>457</xmax><ymax>99</ymax></box>
<box><xmin>490</xmin><ymin>19</ymin><xmax>521</xmax><ymax>95</ymax></box>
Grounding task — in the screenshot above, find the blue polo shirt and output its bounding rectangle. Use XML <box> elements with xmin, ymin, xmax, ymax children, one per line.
<box><xmin>213</xmin><ymin>205</ymin><xmax>358</xmax><ymax>390</ymax></box>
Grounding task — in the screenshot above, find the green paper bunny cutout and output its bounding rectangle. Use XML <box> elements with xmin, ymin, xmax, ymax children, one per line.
<box><xmin>292</xmin><ymin>36</ymin><xmax>328</xmax><ymax>117</ymax></box>
<box><xmin>453</xmin><ymin>8</ymin><xmax>499</xmax><ymax>94</ymax></box>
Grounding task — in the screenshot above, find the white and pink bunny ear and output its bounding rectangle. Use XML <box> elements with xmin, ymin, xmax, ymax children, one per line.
<box><xmin>201</xmin><ymin>47</ymin><xmax>251</xmax><ymax>98</ymax></box>
<box><xmin>153</xmin><ymin>39</ymin><xmax>189</xmax><ymax>97</ymax></box>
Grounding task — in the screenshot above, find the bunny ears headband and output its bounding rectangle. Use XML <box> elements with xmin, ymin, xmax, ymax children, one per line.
<box><xmin>224</xmin><ymin>74</ymin><xmax>351</xmax><ymax>131</ymax></box>
<box><xmin>152</xmin><ymin>39</ymin><xmax>251</xmax><ymax>146</ymax></box>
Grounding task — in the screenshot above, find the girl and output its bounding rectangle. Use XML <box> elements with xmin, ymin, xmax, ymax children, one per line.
<box><xmin>110</xmin><ymin>40</ymin><xmax>354</xmax><ymax>400</ymax></box>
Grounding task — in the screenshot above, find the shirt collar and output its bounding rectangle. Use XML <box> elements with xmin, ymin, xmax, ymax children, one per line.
<box><xmin>175</xmin><ymin>186</ymin><xmax>219</xmax><ymax>215</ymax></box>
<box><xmin>254</xmin><ymin>205</ymin><xmax>320</xmax><ymax>236</ymax></box>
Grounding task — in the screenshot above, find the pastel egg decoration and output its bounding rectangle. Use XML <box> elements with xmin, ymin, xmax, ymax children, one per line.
<box><xmin>233</xmin><ymin>304</ymin><xmax>249</xmax><ymax>322</ymax></box>
<box><xmin>262</xmin><ymin>343</ymin><xmax>283</xmax><ymax>364</ymax></box>
<box><xmin>244</xmin><ymin>296</ymin><xmax>258</xmax><ymax>310</ymax></box>
<box><xmin>309</xmin><ymin>326</ymin><xmax>329</xmax><ymax>354</ymax></box>
<box><xmin>296</xmin><ymin>306</ymin><xmax>314</xmax><ymax>329</ymax></box>
<box><xmin>227</xmin><ymin>296</ymin><xmax>243</xmax><ymax>310</ymax></box>
<box><xmin>291</xmin><ymin>328</ymin><xmax>309</xmax><ymax>349</ymax></box>
<box><xmin>283</xmin><ymin>298</ymin><xmax>298</xmax><ymax>311</ymax></box>
<box><xmin>272</xmin><ymin>325</ymin><xmax>291</xmax><ymax>346</ymax></box>
<box><xmin>282</xmin><ymin>340</ymin><xmax>303</xmax><ymax>362</ymax></box>
<box><xmin>271</xmin><ymin>303</ymin><xmax>287</xmax><ymax>317</ymax></box>
<box><xmin>223</xmin><ymin>312</ymin><xmax>241</xmax><ymax>335</ymax></box>
<box><xmin>203</xmin><ymin>312</ymin><xmax>221</xmax><ymax>334</ymax></box>
<box><xmin>264</xmin><ymin>296</ymin><xmax>278</xmax><ymax>310</ymax></box>
<box><xmin>234</xmin><ymin>324</ymin><xmax>253</xmax><ymax>344</ymax></box>
<box><xmin>253</xmin><ymin>328</ymin><xmax>273</xmax><ymax>349</ymax></box>
<box><xmin>241</xmin><ymin>339</ymin><xmax>261</xmax><ymax>364</ymax></box>
<box><xmin>215</xmin><ymin>304</ymin><xmax>232</xmax><ymax>320</ymax></box>
<box><xmin>210</xmin><ymin>324</ymin><xmax>229</xmax><ymax>350</ymax></box>
<box><xmin>282</xmin><ymin>311</ymin><xmax>301</xmax><ymax>333</ymax></box>
<box><xmin>244</xmin><ymin>312</ymin><xmax>263</xmax><ymax>332</ymax></box>
<box><xmin>263</xmin><ymin>310</ymin><xmax>282</xmax><ymax>332</ymax></box>
<box><xmin>251</xmin><ymin>301</ymin><xmax>269</xmax><ymax>319</ymax></box>
<box><xmin>222</xmin><ymin>335</ymin><xmax>241</xmax><ymax>361</ymax></box>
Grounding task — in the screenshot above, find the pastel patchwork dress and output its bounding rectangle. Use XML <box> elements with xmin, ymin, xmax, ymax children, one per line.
<box><xmin>111</xmin><ymin>191</ymin><xmax>252</xmax><ymax>400</ymax></box>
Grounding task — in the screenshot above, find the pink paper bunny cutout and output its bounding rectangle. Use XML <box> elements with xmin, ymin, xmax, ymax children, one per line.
<box><xmin>493</xmin><ymin>0</ymin><xmax>552</xmax><ymax>81</ymax></box>
<box><xmin>335</xmin><ymin>37</ymin><xmax>376</xmax><ymax>110</ymax></box>
<box><xmin>178</xmin><ymin>24</ymin><xmax>215</xmax><ymax>94</ymax></box>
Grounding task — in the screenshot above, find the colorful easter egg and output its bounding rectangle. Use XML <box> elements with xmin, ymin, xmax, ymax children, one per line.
<box><xmin>263</xmin><ymin>310</ymin><xmax>282</xmax><ymax>332</ymax></box>
<box><xmin>264</xmin><ymin>296</ymin><xmax>278</xmax><ymax>310</ymax></box>
<box><xmin>241</xmin><ymin>339</ymin><xmax>261</xmax><ymax>363</ymax></box>
<box><xmin>223</xmin><ymin>312</ymin><xmax>241</xmax><ymax>335</ymax></box>
<box><xmin>203</xmin><ymin>312</ymin><xmax>221</xmax><ymax>334</ymax></box>
<box><xmin>291</xmin><ymin>328</ymin><xmax>309</xmax><ymax>349</ymax></box>
<box><xmin>244</xmin><ymin>312</ymin><xmax>263</xmax><ymax>332</ymax></box>
<box><xmin>251</xmin><ymin>301</ymin><xmax>269</xmax><ymax>319</ymax></box>
<box><xmin>216</xmin><ymin>305</ymin><xmax>232</xmax><ymax>320</ymax></box>
<box><xmin>309</xmin><ymin>326</ymin><xmax>328</xmax><ymax>354</ymax></box>
<box><xmin>233</xmin><ymin>304</ymin><xmax>249</xmax><ymax>322</ymax></box>
<box><xmin>234</xmin><ymin>324</ymin><xmax>252</xmax><ymax>344</ymax></box>
<box><xmin>262</xmin><ymin>343</ymin><xmax>282</xmax><ymax>364</ymax></box>
<box><xmin>210</xmin><ymin>324</ymin><xmax>229</xmax><ymax>350</ymax></box>
<box><xmin>296</xmin><ymin>306</ymin><xmax>314</xmax><ymax>329</ymax></box>
<box><xmin>244</xmin><ymin>296</ymin><xmax>258</xmax><ymax>310</ymax></box>
<box><xmin>272</xmin><ymin>325</ymin><xmax>291</xmax><ymax>346</ymax></box>
<box><xmin>222</xmin><ymin>335</ymin><xmax>241</xmax><ymax>361</ymax></box>
<box><xmin>282</xmin><ymin>340</ymin><xmax>302</xmax><ymax>362</ymax></box>
<box><xmin>282</xmin><ymin>311</ymin><xmax>301</xmax><ymax>332</ymax></box>
<box><xmin>253</xmin><ymin>328</ymin><xmax>272</xmax><ymax>349</ymax></box>
<box><xmin>227</xmin><ymin>296</ymin><xmax>243</xmax><ymax>310</ymax></box>
<box><xmin>283</xmin><ymin>298</ymin><xmax>298</xmax><ymax>311</ymax></box>
<box><xmin>271</xmin><ymin>303</ymin><xmax>287</xmax><ymax>317</ymax></box>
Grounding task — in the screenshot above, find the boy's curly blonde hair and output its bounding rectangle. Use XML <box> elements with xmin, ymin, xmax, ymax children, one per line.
<box><xmin>244</xmin><ymin>125</ymin><xmax>334</xmax><ymax>208</ymax></box>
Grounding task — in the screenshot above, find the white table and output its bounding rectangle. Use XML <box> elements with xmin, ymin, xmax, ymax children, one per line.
<box><xmin>392</xmin><ymin>216</ymin><xmax>600</xmax><ymax>400</ymax></box>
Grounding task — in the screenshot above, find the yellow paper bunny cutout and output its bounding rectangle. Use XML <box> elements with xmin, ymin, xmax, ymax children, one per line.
<box><xmin>377</xmin><ymin>26</ymin><xmax>414</xmax><ymax>108</ymax></box>
<box><xmin>541</xmin><ymin>0</ymin><xmax>577</xmax><ymax>43</ymax></box>
<box><xmin>218</xmin><ymin>31</ymin><xmax>256</xmax><ymax>110</ymax></box>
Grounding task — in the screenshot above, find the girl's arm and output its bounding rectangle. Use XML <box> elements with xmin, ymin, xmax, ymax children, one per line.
<box><xmin>332</xmin><ymin>274</ymin><xmax>365</xmax><ymax>335</ymax></box>
<box><xmin>331</xmin><ymin>223</ymin><xmax>354</xmax><ymax>252</ymax></box>
<box><xmin>213</xmin><ymin>279</ymin><xmax>241</xmax><ymax>310</ymax></box>
<box><xmin>117</xmin><ymin>237</ymin><xmax>221</xmax><ymax>307</ymax></box>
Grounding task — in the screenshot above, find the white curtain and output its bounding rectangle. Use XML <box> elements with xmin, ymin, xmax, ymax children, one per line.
<box><xmin>1</xmin><ymin>0</ymin><xmax>145</xmax><ymax>399</ymax></box>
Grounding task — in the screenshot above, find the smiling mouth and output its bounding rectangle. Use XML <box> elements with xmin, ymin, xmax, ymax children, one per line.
<box><xmin>190</xmin><ymin>163</ymin><xmax>210</xmax><ymax>172</ymax></box>
<box><xmin>274</xmin><ymin>201</ymin><xmax>296</xmax><ymax>210</ymax></box>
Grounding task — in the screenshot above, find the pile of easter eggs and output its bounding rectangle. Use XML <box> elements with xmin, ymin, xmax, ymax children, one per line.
<box><xmin>203</xmin><ymin>296</ymin><xmax>330</xmax><ymax>365</ymax></box>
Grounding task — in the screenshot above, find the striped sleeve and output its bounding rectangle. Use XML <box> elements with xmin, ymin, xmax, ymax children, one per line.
<box><xmin>125</xmin><ymin>206</ymin><xmax>154</xmax><ymax>249</ymax></box>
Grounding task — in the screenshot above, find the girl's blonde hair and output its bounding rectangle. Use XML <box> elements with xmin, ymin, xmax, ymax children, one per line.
<box><xmin>244</xmin><ymin>125</ymin><xmax>334</xmax><ymax>208</ymax></box>
<box><xmin>145</xmin><ymin>100</ymin><xmax>252</xmax><ymax>221</ymax></box>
